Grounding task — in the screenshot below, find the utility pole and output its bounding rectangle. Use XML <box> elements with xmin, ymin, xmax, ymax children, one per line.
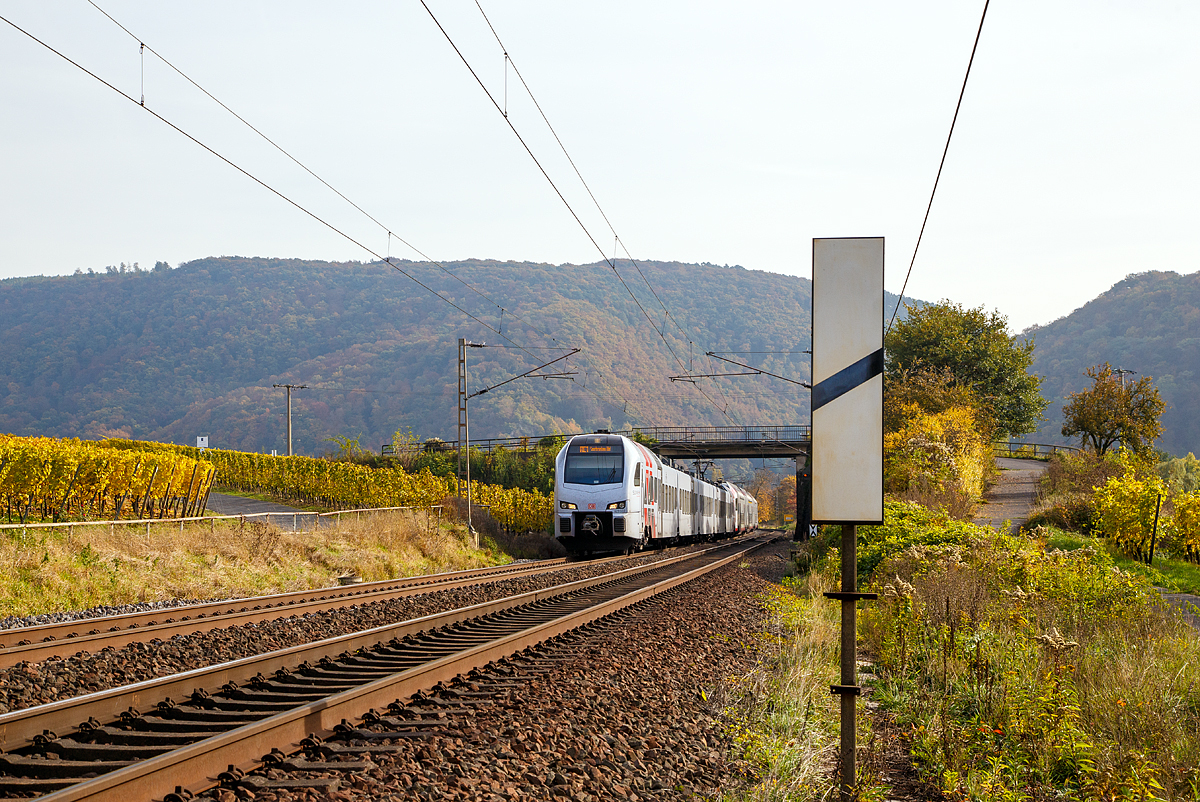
<box><xmin>272</xmin><ymin>384</ymin><xmax>308</xmax><ymax>457</ymax></box>
<box><xmin>457</xmin><ymin>340</ymin><xmax>579</xmax><ymax>546</ymax></box>
<box><xmin>1113</xmin><ymin>367</ymin><xmax>1138</xmax><ymax>389</ymax></box>
<box><xmin>457</xmin><ymin>340</ymin><xmax>486</xmax><ymax>498</ymax></box>
<box><xmin>458</xmin><ymin>339</ymin><xmax>486</xmax><ymax>544</ymax></box>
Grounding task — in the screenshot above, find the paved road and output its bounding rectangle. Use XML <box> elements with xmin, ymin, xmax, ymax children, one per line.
<box><xmin>1159</xmin><ymin>591</ymin><xmax>1200</xmax><ymax>629</ymax></box>
<box><xmin>973</xmin><ymin>457</ymin><xmax>1048</xmax><ymax>532</ymax></box>
<box><xmin>204</xmin><ymin>492</ymin><xmax>301</xmax><ymax>516</ymax></box>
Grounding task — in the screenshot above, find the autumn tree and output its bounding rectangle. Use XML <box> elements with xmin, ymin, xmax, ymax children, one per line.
<box><xmin>1061</xmin><ymin>363</ymin><xmax>1165</xmax><ymax>455</ymax></box>
<box><xmin>748</xmin><ymin>468</ymin><xmax>779</xmax><ymax>522</ymax></box>
<box><xmin>884</xmin><ymin>365</ymin><xmax>994</xmax><ymax>440</ymax></box>
<box><xmin>885</xmin><ymin>301</ymin><xmax>1047</xmax><ymax>438</ymax></box>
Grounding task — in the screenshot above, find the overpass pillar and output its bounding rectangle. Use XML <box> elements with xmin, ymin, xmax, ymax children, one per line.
<box><xmin>796</xmin><ymin>452</ymin><xmax>812</xmax><ymax>541</ymax></box>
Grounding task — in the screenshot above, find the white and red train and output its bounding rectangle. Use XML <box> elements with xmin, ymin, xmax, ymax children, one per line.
<box><xmin>554</xmin><ymin>433</ymin><xmax>758</xmax><ymax>556</ymax></box>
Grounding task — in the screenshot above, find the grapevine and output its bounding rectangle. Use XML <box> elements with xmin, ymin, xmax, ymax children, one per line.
<box><xmin>1</xmin><ymin>436</ymin><xmax>552</xmax><ymax>533</ymax></box>
<box><xmin>0</xmin><ymin>435</ymin><xmax>214</xmax><ymax>523</ymax></box>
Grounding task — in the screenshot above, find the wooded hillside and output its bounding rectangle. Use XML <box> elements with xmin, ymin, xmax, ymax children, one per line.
<box><xmin>1028</xmin><ymin>270</ymin><xmax>1200</xmax><ymax>456</ymax></box>
<box><xmin>1</xmin><ymin>257</ymin><xmax>912</xmax><ymax>455</ymax></box>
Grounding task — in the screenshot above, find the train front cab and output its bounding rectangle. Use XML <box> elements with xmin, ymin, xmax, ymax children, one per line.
<box><xmin>555</xmin><ymin>434</ymin><xmax>643</xmax><ymax>555</ymax></box>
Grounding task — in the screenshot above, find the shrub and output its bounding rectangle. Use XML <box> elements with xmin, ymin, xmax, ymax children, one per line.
<box><xmin>1025</xmin><ymin>492</ymin><xmax>1098</xmax><ymax>534</ymax></box>
<box><xmin>1159</xmin><ymin>452</ymin><xmax>1200</xmax><ymax>494</ymax></box>
<box><xmin>1170</xmin><ymin>491</ymin><xmax>1200</xmax><ymax>563</ymax></box>
<box><xmin>1042</xmin><ymin>450</ymin><xmax>1123</xmax><ymax>497</ymax></box>
<box><xmin>856</xmin><ymin>500</ymin><xmax>983</xmax><ymax>577</ymax></box>
<box><xmin>885</xmin><ymin>404</ymin><xmax>991</xmax><ymax>505</ymax></box>
<box><xmin>862</xmin><ymin>523</ymin><xmax>1200</xmax><ymax>800</ymax></box>
<box><xmin>1092</xmin><ymin>463</ymin><xmax>1166</xmax><ymax>562</ymax></box>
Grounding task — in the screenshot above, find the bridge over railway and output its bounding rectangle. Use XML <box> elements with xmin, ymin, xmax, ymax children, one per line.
<box><xmin>384</xmin><ymin>425</ymin><xmax>815</xmax><ymax>533</ymax></box>
<box><xmin>385</xmin><ymin>425</ymin><xmax>811</xmax><ymax>461</ymax></box>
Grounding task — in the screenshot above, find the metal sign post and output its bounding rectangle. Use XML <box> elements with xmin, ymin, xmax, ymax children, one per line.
<box><xmin>811</xmin><ymin>237</ymin><xmax>884</xmax><ymax>801</ymax></box>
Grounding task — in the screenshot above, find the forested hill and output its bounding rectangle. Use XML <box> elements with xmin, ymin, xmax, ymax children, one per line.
<box><xmin>1028</xmin><ymin>270</ymin><xmax>1200</xmax><ymax>456</ymax></box>
<box><xmin>0</xmin><ymin>257</ymin><xmax>911</xmax><ymax>455</ymax></box>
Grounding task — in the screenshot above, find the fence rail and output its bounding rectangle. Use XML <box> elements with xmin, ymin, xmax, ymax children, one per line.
<box><xmin>994</xmin><ymin>442</ymin><xmax>1081</xmax><ymax>460</ymax></box>
<box><xmin>0</xmin><ymin>505</ymin><xmax>443</xmax><ymax>535</ymax></box>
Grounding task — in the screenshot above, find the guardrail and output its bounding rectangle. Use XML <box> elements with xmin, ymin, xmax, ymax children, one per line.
<box><xmin>0</xmin><ymin>505</ymin><xmax>443</xmax><ymax>535</ymax></box>
<box><xmin>994</xmin><ymin>442</ymin><xmax>1081</xmax><ymax>460</ymax></box>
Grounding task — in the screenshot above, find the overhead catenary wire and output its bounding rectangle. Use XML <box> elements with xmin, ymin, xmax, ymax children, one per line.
<box><xmin>472</xmin><ymin>0</ymin><xmax>696</xmax><ymax>352</ymax></box>
<box><xmin>471</xmin><ymin>0</ymin><xmax>735</xmax><ymax>415</ymax></box>
<box><xmin>423</xmin><ymin>0</ymin><xmax>738</xmax><ymax>425</ymax></box>
<box><xmin>0</xmin><ymin>14</ymin><xmax>568</xmax><ymax>373</ymax></box>
<box><xmin>83</xmin><ymin>2</ymin><xmax>564</xmax><ymax>361</ymax></box>
<box><xmin>709</xmin><ymin>351</ymin><xmax>811</xmax><ymax>355</ymax></box>
<box><xmin>50</xmin><ymin>4</ymin><xmax>647</xmax><ymax>425</ymax></box>
<box><xmin>887</xmin><ymin>0</ymin><xmax>991</xmax><ymax>333</ymax></box>
<box><xmin>84</xmin><ymin>0</ymin><xmax>650</xmax><ymax>427</ymax></box>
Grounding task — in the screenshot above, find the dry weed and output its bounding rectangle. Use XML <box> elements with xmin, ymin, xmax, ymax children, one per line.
<box><xmin>0</xmin><ymin>509</ymin><xmax>511</xmax><ymax>618</ymax></box>
<box><xmin>721</xmin><ymin>567</ymin><xmax>844</xmax><ymax>801</ymax></box>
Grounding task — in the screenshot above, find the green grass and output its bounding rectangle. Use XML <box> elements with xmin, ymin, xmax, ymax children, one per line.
<box><xmin>719</xmin><ymin>569</ymin><xmax>850</xmax><ymax>802</ymax></box>
<box><xmin>1045</xmin><ymin>527</ymin><xmax>1200</xmax><ymax>594</ymax></box>
<box><xmin>861</xmin><ymin>516</ymin><xmax>1200</xmax><ymax>800</ymax></box>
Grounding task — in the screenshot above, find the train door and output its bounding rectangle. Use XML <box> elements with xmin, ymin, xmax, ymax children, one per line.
<box><xmin>653</xmin><ymin>470</ymin><xmax>661</xmax><ymax>538</ymax></box>
<box><xmin>632</xmin><ymin>462</ymin><xmax>643</xmax><ymax>539</ymax></box>
<box><xmin>645</xmin><ymin>465</ymin><xmax>655</xmax><ymax>539</ymax></box>
<box><xmin>673</xmin><ymin>484</ymin><xmax>680</xmax><ymax>539</ymax></box>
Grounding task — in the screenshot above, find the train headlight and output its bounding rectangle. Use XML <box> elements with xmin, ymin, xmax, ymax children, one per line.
<box><xmin>559</xmin><ymin>501</ymin><xmax>577</xmax><ymax>510</ymax></box>
<box><xmin>607</xmin><ymin>501</ymin><xmax>626</xmax><ymax>510</ymax></box>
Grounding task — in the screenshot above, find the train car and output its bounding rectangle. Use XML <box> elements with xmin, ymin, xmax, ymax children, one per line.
<box><xmin>722</xmin><ymin>482</ymin><xmax>758</xmax><ymax>534</ymax></box>
<box><xmin>554</xmin><ymin>432</ymin><xmax>760</xmax><ymax>556</ymax></box>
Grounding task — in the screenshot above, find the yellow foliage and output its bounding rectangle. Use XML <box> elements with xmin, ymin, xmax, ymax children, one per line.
<box><xmin>884</xmin><ymin>403</ymin><xmax>990</xmax><ymax>499</ymax></box>
<box><xmin>468</xmin><ymin>480</ymin><xmax>553</xmax><ymax>533</ymax></box>
<box><xmin>1</xmin><ymin>437</ymin><xmax>554</xmax><ymax>533</ymax></box>
<box><xmin>1171</xmin><ymin>492</ymin><xmax>1200</xmax><ymax>562</ymax></box>
<box><xmin>1092</xmin><ymin>457</ymin><xmax>1165</xmax><ymax>562</ymax></box>
<box><xmin>0</xmin><ymin>434</ymin><xmax>214</xmax><ymax>522</ymax></box>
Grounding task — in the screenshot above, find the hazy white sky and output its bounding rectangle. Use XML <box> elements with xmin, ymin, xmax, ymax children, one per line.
<box><xmin>1</xmin><ymin>1</ymin><xmax>1196</xmax><ymax>331</ymax></box>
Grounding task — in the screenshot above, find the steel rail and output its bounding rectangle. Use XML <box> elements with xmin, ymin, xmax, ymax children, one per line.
<box><xmin>0</xmin><ymin>550</ymin><xmax>665</xmax><ymax>666</ymax></box>
<box><xmin>33</xmin><ymin>537</ymin><xmax>769</xmax><ymax>802</ymax></box>
<box><xmin>0</xmin><ymin>538</ymin><xmax>751</xmax><ymax>754</ymax></box>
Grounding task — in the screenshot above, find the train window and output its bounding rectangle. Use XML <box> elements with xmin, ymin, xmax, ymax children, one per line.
<box><xmin>564</xmin><ymin>439</ymin><xmax>624</xmax><ymax>485</ymax></box>
<box><xmin>633</xmin><ymin>464</ymin><xmax>641</xmax><ymax>486</ymax></box>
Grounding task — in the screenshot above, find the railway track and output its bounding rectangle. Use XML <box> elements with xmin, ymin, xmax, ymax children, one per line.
<box><xmin>0</xmin><ymin>536</ymin><xmax>770</xmax><ymax>801</ymax></box>
<box><xmin>0</xmin><ymin>551</ymin><xmax>657</xmax><ymax>669</ymax></box>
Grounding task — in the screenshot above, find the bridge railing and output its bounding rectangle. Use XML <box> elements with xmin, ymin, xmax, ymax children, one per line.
<box><xmin>630</xmin><ymin>425</ymin><xmax>812</xmax><ymax>444</ymax></box>
<box><xmin>381</xmin><ymin>425</ymin><xmax>814</xmax><ymax>456</ymax></box>
<box><xmin>994</xmin><ymin>442</ymin><xmax>1081</xmax><ymax>460</ymax></box>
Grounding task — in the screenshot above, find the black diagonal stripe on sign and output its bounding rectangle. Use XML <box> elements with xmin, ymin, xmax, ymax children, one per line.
<box><xmin>811</xmin><ymin>348</ymin><xmax>884</xmax><ymax>411</ymax></box>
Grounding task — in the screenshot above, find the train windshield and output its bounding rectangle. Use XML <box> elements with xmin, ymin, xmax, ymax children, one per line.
<box><xmin>563</xmin><ymin>437</ymin><xmax>624</xmax><ymax>485</ymax></box>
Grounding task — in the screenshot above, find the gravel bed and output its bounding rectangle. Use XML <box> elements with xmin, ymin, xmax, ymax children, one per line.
<box><xmin>0</xmin><ymin>597</ymin><xmax>231</xmax><ymax>632</ymax></box>
<box><xmin>201</xmin><ymin>541</ymin><xmax>789</xmax><ymax>802</ymax></box>
<box><xmin>0</xmin><ymin>546</ymin><xmax>718</xmax><ymax>715</ymax></box>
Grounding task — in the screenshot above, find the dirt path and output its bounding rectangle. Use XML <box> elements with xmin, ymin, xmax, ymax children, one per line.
<box><xmin>973</xmin><ymin>457</ymin><xmax>1048</xmax><ymax>532</ymax></box>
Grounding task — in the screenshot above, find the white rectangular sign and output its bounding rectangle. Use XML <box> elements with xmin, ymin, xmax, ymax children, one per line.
<box><xmin>812</xmin><ymin>237</ymin><xmax>884</xmax><ymax>524</ymax></box>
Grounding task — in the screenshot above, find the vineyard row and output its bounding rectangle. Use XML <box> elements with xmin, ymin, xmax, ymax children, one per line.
<box><xmin>40</xmin><ymin>438</ymin><xmax>554</xmax><ymax>532</ymax></box>
<box><xmin>0</xmin><ymin>435</ymin><xmax>214</xmax><ymax>524</ymax></box>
